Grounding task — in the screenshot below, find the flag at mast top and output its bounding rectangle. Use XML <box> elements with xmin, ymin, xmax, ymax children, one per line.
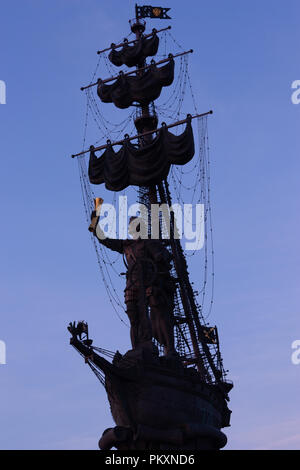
<box><xmin>135</xmin><ymin>4</ymin><xmax>171</xmax><ymax>20</ymax></box>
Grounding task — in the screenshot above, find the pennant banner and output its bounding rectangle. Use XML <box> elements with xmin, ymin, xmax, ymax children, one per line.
<box><xmin>136</xmin><ymin>5</ymin><xmax>171</xmax><ymax>19</ymax></box>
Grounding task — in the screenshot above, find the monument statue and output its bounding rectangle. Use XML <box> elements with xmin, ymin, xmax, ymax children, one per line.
<box><xmin>68</xmin><ymin>5</ymin><xmax>233</xmax><ymax>450</ymax></box>
<box><xmin>91</xmin><ymin>209</ymin><xmax>176</xmax><ymax>355</ymax></box>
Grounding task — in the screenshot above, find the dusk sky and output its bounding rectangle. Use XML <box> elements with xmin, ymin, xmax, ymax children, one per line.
<box><xmin>0</xmin><ymin>0</ymin><xmax>299</xmax><ymax>450</ymax></box>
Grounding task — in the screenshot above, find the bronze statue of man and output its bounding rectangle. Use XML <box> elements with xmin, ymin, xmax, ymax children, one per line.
<box><xmin>90</xmin><ymin>209</ymin><xmax>175</xmax><ymax>355</ymax></box>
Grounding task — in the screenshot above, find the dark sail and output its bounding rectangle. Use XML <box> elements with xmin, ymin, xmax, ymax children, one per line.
<box><xmin>108</xmin><ymin>33</ymin><xmax>159</xmax><ymax>67</ymax></box>
<box><xmin>88</xmin><ymin>119</ymin><xmax>194</xmax><ymax>191</ymax></box>
<box><xmin>97</xmin><ymin>59</ymin><xmax>174</xmax><ymax>109</ymax></box>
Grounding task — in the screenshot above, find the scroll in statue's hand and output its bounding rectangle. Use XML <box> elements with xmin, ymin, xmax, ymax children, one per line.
<box><xmin>88</xmin><ymin>197</ymin><xmax>103</xmax><ymax>234</ymax></box>
<box><xmin>89</xmin><ymin>211</ymin><xmax>99</xmax><ymax>234</ymax></box>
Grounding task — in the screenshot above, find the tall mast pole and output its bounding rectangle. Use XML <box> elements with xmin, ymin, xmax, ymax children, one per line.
<box><xmin>130</xmin><ymin>7</ymin><xmax>220</xmax><ymax>382</ymax></box>
<box><xmin>131</xmin><ymin>8</ymin><xmax>206</xmax><ymax>376</ymax></box>
<box><xmin>131</xmin><ymin>11</ymin><xmax>158</xmax><ymax>205</ymax></box>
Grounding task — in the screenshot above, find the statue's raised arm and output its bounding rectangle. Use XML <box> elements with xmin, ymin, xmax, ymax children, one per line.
<box><xmin>89</xmin><ymin>198</ymin><xmax>124</xmax><ymax>254</ymax></box>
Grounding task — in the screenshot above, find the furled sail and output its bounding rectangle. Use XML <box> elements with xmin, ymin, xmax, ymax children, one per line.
<box><xmin>108</xmin><ymin>33</ymin><xmax>159</xmax><ymax>67</ymax></box>
<box><xmin>88</xmin><ymin>119</ymin><xmax>194</xmax><ymax>191</ymax></box>
<box><xmin>97</xmin><ymin>59</ymin><xmax>174</xmax><ymax>109</ymax></box>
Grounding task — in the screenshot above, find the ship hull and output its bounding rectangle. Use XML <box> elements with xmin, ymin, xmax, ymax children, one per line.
<box><xmin>99</xmin><ymin>346</ymin><xmax>230</xmax><ymax>450</ymax></box>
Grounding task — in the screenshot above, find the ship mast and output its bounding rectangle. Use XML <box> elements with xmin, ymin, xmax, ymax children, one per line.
<box><xmin>131</xmin><ymin>11</ymin><xmax>158</xmax><ymax>207</ymax></box>
<box><xmin>71</xmin><ymin>4</ymin><xmax>228</xmax><ymax>388</ymax></box>
<box><xmin>128</xmin><ymin>10</ymin><xmax>218</xmax><ymax>381</ymax></box>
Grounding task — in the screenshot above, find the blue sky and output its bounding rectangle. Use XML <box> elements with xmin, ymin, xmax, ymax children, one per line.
<box><xmin>0</xmin><ymin>0</ymin><xmax>299</xmax><ymax>450</ymax></box>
